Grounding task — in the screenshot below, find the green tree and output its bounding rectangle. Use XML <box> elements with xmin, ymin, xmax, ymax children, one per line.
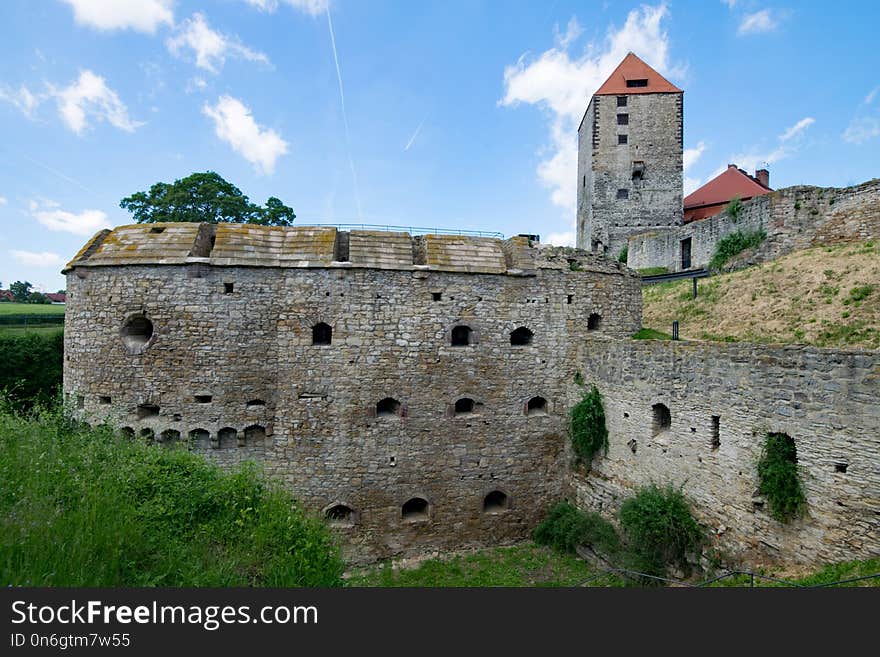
<box><xmin>10</xmin><ymin>281</ymin><xmax>32</xmax><ymax>302</ymax></box>
<box><xmin>28</xmin><ymin>292</ymin><xmax>49</xmax><ymax>305</ymax></box>
<box><xmin>120</xmin><ymin>171</ymin><xmax>296</xmax><ymax>226</ymax></box>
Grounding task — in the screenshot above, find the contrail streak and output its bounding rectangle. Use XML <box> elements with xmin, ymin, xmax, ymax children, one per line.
<box><xmin>326</xmin><ymin>8</ymin><xmax>362</xmax><ymax>220</ymax></box>
<box><xmin>404</xmin><ymin>114</ymin><xmax>428</xmax><ymax>152</ymax></box>
<box><xmin>21</xmin><ymin>154</ymin><xmax>97</xmax><ymax>196</ymax></box>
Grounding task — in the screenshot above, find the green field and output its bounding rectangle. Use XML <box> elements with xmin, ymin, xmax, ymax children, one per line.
<box><xmin>0</xmin><ymin>302</ymin><xmax>65</xmax><ymax>315</ymax></box>
<box><xmin>0</xmin><ymin>325</ymin><xmax>64</xmax><ymax>336</ymax></box>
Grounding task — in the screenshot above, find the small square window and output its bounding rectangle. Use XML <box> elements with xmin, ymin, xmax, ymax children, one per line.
<box><xmin>616</xmin><ymin>189</ymin><xmax>629</xmax><ymax>200</ymax></box>
<box><xmin>224</xmin><ymin>282</ymin><xmax>234</xmax><ymax>294</ymax></box>
<box><xmin>432</xmin><ymin>292</ymin><xmax>442</xmax><ymax>301</ymax></box>
<box><xmin>618</xmin><ymin>134</ymin><xmax>628</xmax><ymax>145</ymax></box>
<box><xmin>617</xmin><ymin>114</ymin><xmax>629</xmax><ymax>125</ymax></box>
<box><xmin>617</xmin><ymin>96</ymin><xmax>627</xmax><ymax>107</ymax></box>
<box><xmin>626</xmin><ymin>79</ymin><xmax>648</xmax><ymax>88</ymax></box>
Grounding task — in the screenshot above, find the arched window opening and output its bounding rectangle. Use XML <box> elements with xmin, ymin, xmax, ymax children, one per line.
<box><xmin>510</xmin><ymin>326</ymin><xmax>534</xmax><ymax>346</ymax></box>
<box><xmin>218</xmin><ymin>427</ymin><xmax>237</xmax><ymax>449</ymax></box>
<box><xmin>483</xmin><ymin>490</ymin><xmax>509</xmax><ymax>513</ymax></box>
<box><xmin>325</xmin><ymin>504</ymin><xmax>355</xmax><ymax>525</ymax></box>
<box><xmin>652</xmin><ymin>403</ymin><xmax>671</xmax><ymax>436</ymax></box>
<box><xmin>402</xmin><ymin>497</ymin><xmax>429</xmax><ymax>522</ymax></box>
<box><xmin>139</xmin><ymin>428</ymin><xmax>155</xmax><ymax>441</ymax></box>
<box><xmin>121</xmin><ymin>315</ymin><xmax>154</xmax><ymax>353</ymax></box>
<box><xmin>247</xmin><ymin>399</ymin><xmax>266</xmax><ymax>409</ymax></box>
<box><xmin>454</xmin><ymin>398</ymin><xmax>477</xmax><ymax>415</ymax></box>
<box><xmin>451</xmin><ymin>325</ymin><xmax>472</xmax><ymax>346</ymax></box>
<box><xmin>159</xmin><ymin>429</ymin><xmax>180</xmax><ymax>444</ymax></box>
<box><xmin>312</xmin><ymin>322</ymin><xmax>332</xmax><ymax>345</ymax></box>
<box><xmin>189</xmin><ymin>428</ymin><xmax>211</xmax><ymax>449</ymax></box>
<box><xmin>137</xmin><ymin>403</ymin><xmax>159</xmax><ymax>419</ymax></box>
<box><xmin>527</xmin><ymin>396</ymin><xmax>548</xmax><ymax>416</ymax></box>
<box><xmin>588</xmin><ymin>313</ymin><xmax>602</xmax><ymax>331</ymax></box>
<box><xmin>376</xmin><ymin>397</ymin><xmax>401</xmax><ymax>417</ymax></box>
<box><xmin>244</xmin><ymin>424</ymin><xmax>266</xmax><ymax>446</ymax></box>
<box><xmin>119</xmin><ymin>426</ymin><xmax>135</xmax><ymax>439</ymax></box>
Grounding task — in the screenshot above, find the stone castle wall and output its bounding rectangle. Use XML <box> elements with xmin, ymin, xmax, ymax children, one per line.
<box><xmin>628</xmin><ymin>178</ymin><xmax>880</xmax><ymax>272</ymax></box>
<box><xmin>63</xmin><ymin>223</ymin><xmax>641</xmax><ymax>563</ymax></box>
<box><xmin>569</xmin><ymin>338</ymin><xmax>880</xmax><ymax>565</ymax></box>
<box><xmin>577</xmin><ymin>92</ymin><xmax>683</xmax><ymax>257</ymax></box>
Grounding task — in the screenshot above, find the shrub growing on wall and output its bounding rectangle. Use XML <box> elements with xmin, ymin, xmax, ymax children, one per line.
<box><xmin>617</xmin><ymin>246</ymin><xmax>628</xmax><ymax>264</ymax></box>
<box><xmin>533</xmin><ymin>502</ymin><xmax>621</xmax><ymax>558</ymax></box>
<box><xmin>708</xmin><ymin>228</ymin><xmax>767</xmax><ymax>271</ymax></box>
<box><xmin>757</xmin><ymin>432</ymin><xmax>806</xmax><ymax>522</ymax></box>
<box><xmin>618</xmin><ymin>484</ymin><xmax>705</xmax><ymax>579</ymax></box>
<box><xmin>570</xmin><ymin>385</ymin><xmax>608</xmax><ymax>465</ymax></box>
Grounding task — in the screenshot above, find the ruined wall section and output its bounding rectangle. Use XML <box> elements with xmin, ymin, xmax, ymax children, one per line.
<box><xmin>570</xmin><ymin>338</ymin><xmax>880</xmax><ymax>565</ymax></box>
<box><xmin>63</xmin><ymin>225</ymin><xmax>641</xmax><ymax>563</ymax></box>
<box><xmin>628</xmin><ymin>178</ymin><xmax>880</xmax><ymax>272</ymax></box>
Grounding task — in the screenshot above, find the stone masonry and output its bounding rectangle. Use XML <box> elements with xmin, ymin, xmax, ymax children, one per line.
<box><xmin>63</xmin><ymin>222</ymin><xmax>640</xmax><ymax>564</ymax></box>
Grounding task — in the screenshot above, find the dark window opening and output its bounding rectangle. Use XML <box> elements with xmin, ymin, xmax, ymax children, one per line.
<box><xmin>149</xmin><ymin>226</ymin><xmax>165</xmax><ymax>234</ymax></box>
<box><xmin>616</xmin><ymin>188</ymin><xmax>629</xmax><ymax>199</ymax></box>
<box><xmin>376</xmin><ymin>397</ymin><xmax>401</xmax><ymax>417</ymax></box>
<box><xmin>119</xmin><ymin>426</ymin><xmax>135</xmax><ymax>439</ymax></box>
<box><xmin>618</xmin><ymin>134</ymin><xmax>628</xmax><ymax>145</ymax></box>
<box><xmin>632</xmin><ymin>160</ymin><xmax>645</xmax><ymax>180</ymax></box>
<box><xmin>483</xmin><ymin>490</ymin><xmax>509</xmax><ymax>513</ymax></box>
<box><xmin>526</xmin><ymin>396</ymin><xmax>548</xmax><ymax>416</ymax></box>
<box><xmin>681</xmin><ymin>237</ymin><xmax>692</xmax><ymax>270</ymax></box>
<box><xmin>121</xmin><ymin>315</ymin><xmax>153</xmax><ymax>353</ymax></box>
<box><xmin>510</xmin><ymin>326</ymin><xmax>534</xmax><ymax>346</ymax></box>
<box><xmin>587</xmin><ymin>313</ymin><xmax>601</xmax><ymax>331</ymax></box>
<box><xmin>244</xmin><ymin>424</ymin><xmax>266</xmax><ymax>445</ymax></box>
<box><xmin>224</xmin><ymin>282</ymin><xmax>234</xmax><ymax>294</ymax></box>
<box><xmin>189</xmin><ymin>428</ymin><xmax>210</xmax><ymax>448</ymax></box>
<box><xmin>325</xmin><ymin>504</ymin><xmax>354</xmax><ymax>525</ymax></box>
<box><xmin>137</xmin><ymin>403</ymin><xmax>159</xmax><ymax>419</ymax></box>
<box><xmin>218</xmin><ymin>427</ymin><xmax>237</xmax><ymax>449</ymax></box>
<box><xmin>98</xmin><ymin>395</ymin><xmax>111</xmax><ymax>405</ymax></box>
<box><xmin>451</xmin><ymin>325</ymin><xmax>472</xmax><ymax>346</ymax></box>
<box><xmin>195</xmin><ymin>395</ymin><xmax>212</xmax><ymax>404</ymax></box>
<box><xmin>617</xmin><ymin>95</ymin><xmax>627</xmax><ymax>107</ymax></box>
<box><xmin>582</xmin><ymin>175</ymin><xmax>586</xmax><ymax>188</ymax></box>
<box><xmin>626</xmin><ymin>78</ymin><xmax>648</xmax><ymax>88</ymax></box>
<box><xmin>432</xmin><ymin>292</ymin><xmax>442</xmax><ymax>301</ymax></box>
<box><xmin>159</xmin><ymin>429</ymin><xmax>180</xmax><ymax>443</ymax></box>
<box><xmin>835</xmin><ymin>463</ymin><xmax>848</xmax><ymax>473</ymax></box>
<box><xmin>711</xmin><ymin>416</ymin><xmax>721</xmax><ymax>449</ymax></box>
<box><xmin>617</xmin><ymin>113</ymin><xmax>629</xmax><ymax>125</ymax></box>
<box><xmin>312</xmin><ymin>322</ymin><xmax>332</xmax><ymax>345</ymax></box>
<box><xmin>567</xmin><ymin>294</ymin><xmax>574</xmax><ymax>304</ymax></box>
<box><xmin>652</xmin><ymin>403</ymin><xmax>671</xmax><ymax>436</ymax></box>
<box><xmin>247</xmin><ymin>399</ymin><xmax>266</xmax><ymax>408</ymax></box>
<box><xmin>455</xmin><ymin>398</ymin><xmax>476</xmax><ymax>415</ymax></box>
<box><xmin>75</xmin><ymin>395</ymin><xmax>85</xmax><ymax>409</ymax></box>
<box><xmin>402</xmin><ymin>497</ymin><xmax>429</xmax><ymax>522</ymax></box>
<box><xmin>139</xmin><ymin>428</ymin><xmax>155</xmax><ymax>441</ymax></box>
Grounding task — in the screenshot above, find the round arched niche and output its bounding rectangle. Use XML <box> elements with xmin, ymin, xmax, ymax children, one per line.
<box><xmin>120</xmin><ymin>314</ymin><xmax>154</xmax><ymax>354</ymax></box>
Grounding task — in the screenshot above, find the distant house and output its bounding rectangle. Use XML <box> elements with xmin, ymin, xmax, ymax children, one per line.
<box><xmin>45</xmin><ymin>292</ymin><xmax>67</xmax><ymax>304</ymax></box>
<box><xmin>0</xmin><ymin>290</ymin><xmax>15</xmax><ymax>302</ymax></box>
<box><xmin>684</xmin><ymin>164</ymin><xmax>773</xmax><ymax>223</ymax></box>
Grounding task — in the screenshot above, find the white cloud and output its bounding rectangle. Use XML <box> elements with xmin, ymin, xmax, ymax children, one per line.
<box><xmin>242</xmin><ymin>0</ymin><xmax>328</xmax><ymax>15</ymax></box>
<box><xmin>738</xmin><ymin>10</ymin><xmax>778</xmax><ymax>35</ymax></box>
<box><xmin>721</xmin><ymin>0</ymin><xmax>737</xmax><ymax>7</ymax></box>
<box><xmin>61</xmin><ymin>0</ymin><xmax>174</xmax><ymax>34</ymax></box>
<box><xmin>0</xmin><ymin>84</ymin><xmax>41</xmax><ymax>118</ymax></box>
<box><xmin>51</xmin><ymin>70</ymin><xmax>143</xmax><ymax>134</ymax></box>
<box><xmin>203</xmin><ymin>95</ymin><xmax>288</xmax><ymax>174</ymax></box>
<box><xmin>779</xmin><ymin>117</ymin><xmax>814</xmax><ymax>141</ymax></box>
<box><xmin>865</xmin><ymin>86</ymin><xmax>879</xmax><ymax>105</ymax></box>
<box><xmin>500</xmin><ymin>4</ymin><xmax>682</xmax><ymax>217</ymax></box>
<box><xmin>29</xmin><ymin>199</ymin><xmax>112</xmax><ymax>236</ymax></box>
<box><xmin>843</xmin><ymin>117</ymin><xmax>880</xmax><ymax>145</ymax></box>
<box><xmin>11</xmin><ymin>250</ymin><xmax>65</xmax><ymax>268</ymax></box>
<box><xmin>0</xmin><ymin>196</ymin><xmax>7</xmax><ymax>206</ymax></box>
<box><xmin>167</xmin><ymin>13</ymin><xmax>270</xmax><ymax>74</ymax></box>
<box><xmin>683</xmin><ymin>140</ymin><xmax>706</xmax><ymax>195</ymax></box>
<box><xmin>543</xmin><ymin>231</ymin><xmax>576</xmax><ymax>247</ymax></box>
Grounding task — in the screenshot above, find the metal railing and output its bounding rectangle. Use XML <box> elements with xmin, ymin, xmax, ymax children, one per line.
<box><xmin>641</xmin><ymin>267</ymin><xmax>710</xmax><ymax>285</ymax></box>
<box><xmin>298</xmin><ymin>223</ymin><xmax>505</xmax><ymax>238</ymax></box>
<box><xmin>575</xmin><ymin>566</ymin><xmax>880</xmax><ymax>588</ymax></box>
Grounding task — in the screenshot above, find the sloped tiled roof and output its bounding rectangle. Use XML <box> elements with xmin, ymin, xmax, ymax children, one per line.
<box><xmin>595</xmin><ymin>52</ymin><xmax>682</xmax><ymax>95</ymax></box>
<box><xmin>684</xmin><ymin>165</ymin><xmax>773</xmax><ymax>210</ymax></box>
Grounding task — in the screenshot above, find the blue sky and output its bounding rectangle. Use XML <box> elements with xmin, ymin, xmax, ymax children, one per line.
<box><xmin>1</xmin><ymin>0</ymin><xmax>878</xmax><ymax>292</ymax></box>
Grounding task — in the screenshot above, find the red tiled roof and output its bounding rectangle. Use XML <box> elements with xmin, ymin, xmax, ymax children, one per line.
<box><xmin>0</xmin><ymin>290</ymin><xmax>14</xmax><ymax>301</ymax></box>
<box><xmin>595</xmin><ymin>52</ymin><xmax>682</xmax><ymax>96</ymax></box>
<box><xmin>45</xmin><ymin>292</ymin><xmax>66</xmax><ymax>302</ymax></box>
<box><xmin>684</xmin><ymin>165</ymin><xmax>773</xmax><ymax>210</ymax></box>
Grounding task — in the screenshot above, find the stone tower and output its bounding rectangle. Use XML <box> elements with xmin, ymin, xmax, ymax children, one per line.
<box><xmin>576</xmin><ymin>52</ymin><xmax>683</xmax><ymax>258</ymax></box>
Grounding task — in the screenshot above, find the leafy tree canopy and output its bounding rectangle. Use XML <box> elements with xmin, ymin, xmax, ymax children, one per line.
<box><xmin>10</xmin><ymin>281</ymin><xmax>32</xmax><ymax>303</ymax></box>
<box><xmin>120</xmin><ymin>171</ymin><xmax>296</xmax><ymax>226</ymax></box>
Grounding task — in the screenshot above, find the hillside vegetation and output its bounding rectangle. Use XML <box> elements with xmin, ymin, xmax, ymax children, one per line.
<box><xmin>642</xmin><ymin>241</ymin><xmax>878</xmax><ymax>349</ymax></box>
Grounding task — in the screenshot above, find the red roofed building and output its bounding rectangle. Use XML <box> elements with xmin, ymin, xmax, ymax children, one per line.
<box><xmin>593</xmin><ymin>52</ymin><xmax>683</xmax><ymax>96</ymax></box>
<box><xmin>45</xmin><ymin>292</ymin><xmax>66</xmax><ymax>303</ymax></box>
<box><xmin>0</xmin><ymin>290</ymin><xmax>14</xmax><ymax>302</ymax></box>
<box><xmin>684</xmin><ymin>164</ymin><xmax>772</xmax><ymax>223</ymax></box>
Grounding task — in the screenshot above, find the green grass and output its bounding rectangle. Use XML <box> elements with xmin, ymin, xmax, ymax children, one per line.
<box><xmin>706</xmin><ymin>558</ymin><xmax>880</xmax><ymax>587</ymax></box>
<box><xmin>632</xmin><ymin>328</ymin><xmax>672</xmax><ymax>340</ymax></box>
<box><xmin>638</xmin><ymin>267</ymin><xmax>669</xmax><ymax>276</ymax></box>
<box><xmin>348</xmin><ymin>542</ymin><xmax>625</xmax><ymax>587</ymax></box>
<box><xmin>0</xmin><ymin>302</ymin><xmax>65</xmax><ymax>315</ymax></box>
<box><xmin>0</xmin><ymin>325</ymin><xmax>64</xmax><ymax>336</ymax></box>
<box><xmin>0</xmin><ymin>403</ymin><xmax>344</xmax><ymax>587</ymax></box>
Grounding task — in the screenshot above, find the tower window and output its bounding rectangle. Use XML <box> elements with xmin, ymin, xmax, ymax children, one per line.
<box><xmin>652</xmin><ymin>403</ymin><xmax>671</xmax><ymax>436</ymax></box>
<box><xmin>617</xmin><ymin>96</ymin><xmax>627</xmax><ymax>107</ymax></box>
<box><xmin>626</xmin><ymin>78</ymin><xmax>648</xmax><ymax>88</ymax></box>
<box><xmin>617</xmin><ymin>114</ymin><xmax>629</xmax><ymax>125</ymax></box>
<box><xmin>454</xmin><ymin>398</ymin><xmax>476</xmax><ymax>415</ymax></box>
<box><xmin>587</xmin><ymin>313</ymin><xmax>601</xmax><ymax>330</ymax></box>
<box><xmin>618</xmin><ymin>134</ymin><xmax>628</xmax><ymax>145</ymax></box>
<box><xmin>616</xmin><ymin>188</ymin><xmax>629</xmax><ymax>199</ymax></box>
<box><xmin>510</xmin><ymin>326</ymin><xmax>534</xmax><ymax>346</ymax></box>
<box><xmin>526</xmin><ymin>396</ymin><xmax>548</xmax><ymax>416</ymax></box>
<box><xmin>312</xmin><ymin>322</ymin><xmax>332</xmax><ymax>345</ymax></box>
<box><xmin>402</xmin><ymin>497</ymin><xmax>429</xmax><ymax>522</ymax></box>
<box><xmin>483</xmin><ymin>491</ymin><xmax>509</xmax><ymax>513</ymax></box>
<box><xmin>582</xmin><ymin>175</ymin><xmax>586</xmax><ymax>188</ymax></box>
<box><xmin>376</xmin><ymin>397</ymin><xmax>401</xmax><ymax>417</ymax></box>
<box><xmin>632</xmin><ymin>160</ymin><xmax>645</xmax><ymax>180</ymax></box>
<box><xmin>451</xmin><ymin>325</ymin><xmax>472</xmax><ymax>346</ymax></box>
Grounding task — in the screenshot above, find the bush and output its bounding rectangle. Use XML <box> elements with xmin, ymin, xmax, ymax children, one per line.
<box><xmin>617</xmin><ymin>246</ymin><xmax>628</xmax><ymax>264</ymax></box>
<box><xmin>0</xmin><ymin>405</ymin><xmax>344</xmax><ymax>586</ymax></box>
<box><xmin>757</xmin><ymin>433</ymin><xmax>806</xmax><ymax>523</ymax></box>
<box><xmin>618</xmin><ymin>484</ymin><xmax>704</xmax><ymax>580</ymax></box>
<box><xmin>0</xmin><ymin>331</ymin><xmax>63</xmax><ymax>408</ymax></box>
<box><xmin>533</xmin><ymin>502</ymin><xmax>621</xmax><ymax>557</ymax></box>
<box><xmin>726</xmin><ymin>196</ymin><xmax>743</xmax><ymax>221</ymax></box>
<box><xmin>708</xmin><ymin>228</ymin><xmax>767</xmax><ymax>271</ymax></box>
<box><xmin>570</xmin><ymin>385</ymin><xmax>608</xmax><ymax>464</ymax></box>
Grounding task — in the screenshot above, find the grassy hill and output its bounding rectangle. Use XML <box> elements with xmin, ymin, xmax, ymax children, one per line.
<box><xmin>0</xmin><ymin>302</ymin><xmax>65</xmax><ymax>315</ymax></box>
<box><xmin>642</xmin><ymin>240</ymin><xmax>878</xmax><ymax>349</ymax></box>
